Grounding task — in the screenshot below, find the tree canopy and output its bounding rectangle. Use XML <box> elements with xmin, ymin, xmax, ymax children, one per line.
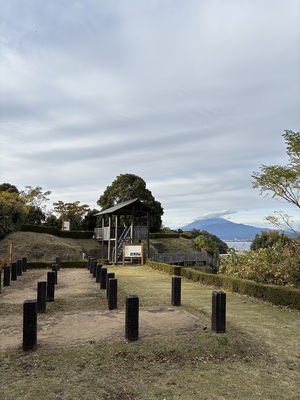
<box><xmin>97</xmin><ymin>174</ymin><xmax>164</xmax><ymax>232</ymax></box>
<box><xmin>53</xmin><ymin>200</ymin><xmax>90</xmax><ymax>230</ymax></box>
<box><xmin>194</xmin><ymin>234</ymin><xmax>218</xmax><ymax>257</ymax></box>
<box><xmin>182</xmin><ymin>229</ymin><xmax>228</xmax><ymax>254</ymax></box>
<box><xmin>250</xmin><ymin>230</ymin><xmax>291</xmax><ymax>251</ymax></box>
<box><xmin>0</xmin><ymin>190</ymin><xmax>27</xmax><ymax>238</ymax></box>
<box><xmin>0</xmin><ymin>184</ymin><xmax>52</xmax><ymax>238</ymax></box>
<box><xmin>0</xmin><ymin>183</ymin><xmax>19</xmax><ymax>193</ymax></box>
<box><xmin>0</xmin><ymin>183</ymin><xmax>96</xmax><ymax>236</ymax></box>
<box><xmin>252</xmin><ymin>130</ymin><xmax>300</xmax><ymax>234</ymax></box>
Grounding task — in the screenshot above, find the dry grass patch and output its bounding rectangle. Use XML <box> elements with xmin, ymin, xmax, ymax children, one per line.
<box><xmin>0</xmin><ymin>231</ymin><xmax>100</xmax><ymax>262</ymax></box>
<box><xmin>0</xmin><ymin>265</ymin><xmax>300</xmax><ymax>399</ymax></box>
<box><xmin>0</xmin><ymin>330</ymin><xmax>273</xmax><ymax>400</ymax></box>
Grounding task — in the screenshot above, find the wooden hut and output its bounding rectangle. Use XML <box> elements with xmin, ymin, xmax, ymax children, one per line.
<box><xmin>94</xmin><ymin>198</ymin><xmax>151</xmax><ymax>264</ymax></box>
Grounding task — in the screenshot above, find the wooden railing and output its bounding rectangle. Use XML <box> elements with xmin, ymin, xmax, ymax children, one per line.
<box><xmin>151</xmin><ymin>251</ymin><xmax>219</xmax><ymax>271</ymax></box>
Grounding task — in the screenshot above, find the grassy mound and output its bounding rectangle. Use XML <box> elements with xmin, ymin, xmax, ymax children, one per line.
<box><xmin>1</xmin><ymin>231</ymin><xmax>197</xmax><ymax>264</ymax></box>
<box><xmin>148</xmin><ymin>236</ymin><xmax>196</xmax><ymax>258</ymax></box>
<box><xmin>0</xmin><ymin>231</ymin><xmax>101</xmax><ymax>263</ymax></box>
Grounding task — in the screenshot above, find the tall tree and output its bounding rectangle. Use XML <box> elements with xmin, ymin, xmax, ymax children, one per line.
<box><xmin>20</xmin><ymin>186</ymin><xmax>51</xmax><ymax>208</ymax></box>
<box><xmin>0</xmin><ymin>183</ymin><xmax>19</xmax><ymax>193</ymax></box>
<box><xmin>97</xmin><ymin>173</ymin><xmax>164</xmax><ymax>232</ymax></box>
<box><xmin>250</xmin><ymin>231</ymin><xmax>291</xmax><ymax>251</ymax></box>
<box><xmin>0</xmin><ymin>183</ymin><xmax>52</xmax><ymax>236</ymax></box>
<box><xmin>0</xmin><ymin>190</ymin><xmax>27</xmax><ymax>238</ymax></box>
<box><xmin>44</xmin><ymin>213</ymin><xmax>60</xmax><ymax>228</ymax></box>
<box><xmin>194</xmin><ymin>234</ymin><xmax>219</xmax><ymax>257</ymax></box>
<box><xmin>53</xmin><ymin>200</ymin><xmax>90</xmax><ymax>230</ymax></box>
<box><xmin>252</xmin><ymin>130</ymin><xmax>300</xmax><ymax>234</ymax></box>
<box><xmin>82</xmin><ymin>208</ymin><xmax>99</xmax><ymax>231</ymax></box>
<box><xmin>20</xmin><ymin>186</ymin><xmax>51</xmax><ymax>225</ymax></box>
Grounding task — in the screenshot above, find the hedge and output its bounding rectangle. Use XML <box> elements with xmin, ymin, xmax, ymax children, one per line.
<box><xmin>21</xmin><ymin>224</ymin><xmax>61</xmax><ymax>236</ymax></box>
<box><xmin>27</xmin><ymin>262</ymin><xmax>53</xmax><ymax>269</ymax></box>
<box><xmin>146</xmin><ymin>260</ymin><xmax>182</xmax><ymax>276</ymax></box>
<box><xmin>146</xmin><ymin>261</ymin><xmax>300</xmax><ymax>310</ymax></box>
<box><xmin>20</xmin><ymin>224</ymin><xmax>93</xmax><ymax>239</ymax></box>
<box><xmin>149</xmin><ymin>233</ymin><xmax>180</xmax><ymax>239</ymax></box>
<box><xmin>60</xmin><ymin>260</ymin><xmax>88</xmax><ymax>268</ymax></box>
<box><xmin>28</xmin><ymin>260</ymin><xmax>88</xmax><ymax>269</ymax></box>
<box><xmin>98</xmin><ymin>258</ymin><xmax>109</xmax><ymax>265</ymax></box>
<box><xmin>59</xmin><ymin>231</ymin><xmax>94</xmax><ymax>239</ymax></box>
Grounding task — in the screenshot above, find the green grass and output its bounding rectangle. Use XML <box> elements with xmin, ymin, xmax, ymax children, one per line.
<box><xmin>149</xmin><ymin>237</ymin><xmax>196</xmax><ymax>255</ymax></box>
<box><xmin>0</xmin><ymin>231</ymin><xmax>101</xmax><ymax>263</ymax></box>
<box><xmin>0</xmin><ymin>231</ymin><xmax>196</xmax><ymax>264</ymax></box>
<box><xmin>1</xmin><ymin>265</ymin><xmax>300</xmax><ymax>399</ymax></box>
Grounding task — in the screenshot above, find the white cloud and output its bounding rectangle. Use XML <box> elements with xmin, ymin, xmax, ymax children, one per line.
<box><xmin>1</xmin><ymin>0</ymin><xmax>300</xmax><ymax>229</ymax></box>
<box><xmin>196</xmin><ymin>210</ymin><xmax>238</xmax><ymax>220</ymax></box>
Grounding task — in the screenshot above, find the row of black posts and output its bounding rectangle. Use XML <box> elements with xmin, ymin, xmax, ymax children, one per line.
<box><xmin>171</xmin><ymin>276</ymin><xmax>226</xmax><ymax>334</ymax></box>
<box><xmin>0</xmin><ymin>256</ymin><xmax>61</xmax><ymax>350</ymax></box>
<box><xmin>87</xmin><ymin>257</ymin><xmax>137</xmax><ymax>340</ymax></box>
<box><xmin>87</xmin><ymin>257</ymin><xmax>118</xmax><ymax>311</ymax></box>
<box><xmin>87</xmin><ymin>258</ymin><xmax>226</xmax><ymax>341</ymax></box>
<box><xmin>12</xmin><ymin>256</ymin><xmax>226</xmax><ymax>350</ymax></box>
<box><xmin>23</xmin><ymin>257</ymin><xmax>61</xmax><ymax>351</ymax></box>
<box><xmin>0</xmin><ymin>257</ymin><xmax>28</xmax><ymax>292</ymax></box>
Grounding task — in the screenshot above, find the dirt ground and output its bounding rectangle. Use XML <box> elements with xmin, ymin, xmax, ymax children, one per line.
<box><xmin>0</xmin><ymin>268</ymin><xmax>204</xmax><ymax>350</ymax></box>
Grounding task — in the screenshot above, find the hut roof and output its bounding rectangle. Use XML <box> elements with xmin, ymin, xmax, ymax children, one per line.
<box><xmin>94</xmin><ymin>198</ymin><xmax>151</xmax><ymax>216</ymax></box>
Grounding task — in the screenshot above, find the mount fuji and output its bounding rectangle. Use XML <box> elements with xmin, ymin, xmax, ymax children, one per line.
<box><xmin>179</xmin><ymin>218</ymin><xmax>272</xmax><ymax>241</ymax></box>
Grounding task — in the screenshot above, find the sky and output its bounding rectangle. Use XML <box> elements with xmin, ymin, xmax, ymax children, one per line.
<box><xmin>1</xmin><ymin>0</ymin><xmax>300</xmax><ymax>230</ymax></box>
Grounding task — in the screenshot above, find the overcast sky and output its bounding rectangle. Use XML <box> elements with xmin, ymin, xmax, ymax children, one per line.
<box><xmin>1</xmin><ymin>0</ymin><xmax>300</xmax><ymax>229</ymax></box>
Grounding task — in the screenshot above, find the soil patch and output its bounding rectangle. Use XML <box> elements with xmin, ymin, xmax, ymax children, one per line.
<box><xmin>0</xmin><ymin>268</ymin><xmax>205</xmax><ymax>350</ymax></box>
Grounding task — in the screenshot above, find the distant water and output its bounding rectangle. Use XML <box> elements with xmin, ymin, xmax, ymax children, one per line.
<box><xmin>225</xmin><ymin>241</ymin><xmax>251</xmax><ymax>251</ymax></box>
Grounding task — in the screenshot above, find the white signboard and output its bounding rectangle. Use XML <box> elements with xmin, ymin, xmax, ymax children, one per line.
<box><xmin>123</xmin><ymin>243</ymin><xmax>144</xmax><ymax>265</ymax></box>
<box><xmin>63</xmin><ymin>221</ymin><xmax>70</xmax><ymax>231</ymax></box>
<box><xmin>124</xmin><ymin>245</ymin><xmax>142</xmax><ymax>258</ymax></box>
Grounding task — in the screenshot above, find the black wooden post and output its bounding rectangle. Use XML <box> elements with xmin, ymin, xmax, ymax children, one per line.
<box><xmin>125</xmin><ymin>295</ymin><xmax>139</xmax><ymax>341</ymax></box>
<box><xmin>52</xmin><ymin>264</ymin><xmax>58</xmax><ymax>284</ymax></box>
<box><xmin>55</xmin><ymin>257</ymin><xmax>61</xmax><ymax>270</ymax></box>
<box><xmin>17</xmin><ymin>259</ymin><xmax>22</xmax><ymax>276</ymax></box>
<box><xmin>88</xmin><ymin>256</ymin><xmax>92</xmax><ymax>270</ymax></box>
<box><xmin>11</xmin><ymin>262</ymin><xmax>17</xmax><ymax>281</ymax></box>
<box><xmin>89</xmin><ymin>258</ymin><xmax>94</xmax><ymax>274</ymax></box>
<box><xmin>106</xmin><ymin>272</ymin><xmax>115</xmax><ymax>298</ymax></box>
<box><xmin>108</xmin><ymin>278</ymin><xmax>118</xmax><ymax>310</ymax></box>
<box><xmin>3</xmin><ymin>266</ymin><xmax>11</xmax><ymax>286</ymax></box>
<box><xmin>96</xmin><ymin>263</ymin><xmax>102</xmax><ymax>283</ymax></box>
<box><xmin>47</xmin><ymin>271</ymin><xmax>55</xmax><ymax>301</ymax></box>
<box><xmin>100</xmin><ymin>268</ymin><xmax>107</xmax><ymax>289</ymax></box>
<box><xmin>92</xmin><ymin>260</ymin><xmax>97</xmax><ymax>278</ymax></box>
<box><xmin>171</xmin><ymin>276</ymin><xmax>181</xmax><ymax>306</ymax></box>
<box><xmin>22</xmin><ymin>257</ymin><xmax>27</xmax><ymax>272</ymax></box>
<box><xmin>23</xmin><ymin>300</ymin><xmax>37</xmax><ymax>350</ymax></box>
<box><xmin>37</xmin><ymin>281</ymin><xmax>47</xmax><ymax>313</ymax></box>
<box><xmin>212</xmin><ymin>291</ymin><xmax>226</xmax><ymax>333</ymax></box>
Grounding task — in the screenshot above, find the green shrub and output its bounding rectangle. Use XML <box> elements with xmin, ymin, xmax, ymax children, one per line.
<box><xmin>27</xmin><ymin>262</ymin><xmax>53</xmax><ymax>269</ymax></box>
<box><xmin>59</xmin><ymin>230</ymin><xmax>93</xmax><ymax>239</ymax></box>
<box><xmin>149</xmin><ymin>233</ymin><xmax>180</xmax><ymax>239</ymax></box>
<box><xmin>98</xmin><ymin>258</ymin><xmax>109</xmax><ymax>265</ymax></box>
<box><xmin>60</xmin><ymin>260</ymin><xmax>87</xmax><ymax>268</ymax></box>
<box><xmin>21</xmin><ymin>224</ymin><xmax>61</xmax><ymax>236</ymax></box>
<box><xmin>28</xmin><ymin>260</ymin><xmax>87</xmax><ymax>269</ymax></box>
<box><xmin>147</xmin><ymin>261</ymin><xmax>300</xmax><ymax>310</ymax></box>
<box><xmin>220</xmin><ymin>243</ymin><xmax>300</xmax><ymax>287</ymax></box>
<box><xmin>179</xmin><ymin>233</ymin><xmax>191</xmax><ymax>239</ymax></box>
<box><xmin>20</xmin><ymin>224</ymin><xmax>93</xmax><ymax>239</ymax></box>
<box><xmin>146</xmin><ymin>260</ymin><xmax>182</xmax><ymax>275</ymax></box>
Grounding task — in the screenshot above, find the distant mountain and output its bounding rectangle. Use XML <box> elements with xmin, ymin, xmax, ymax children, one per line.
<box><xmin>179</xmin><ymin>218</ymin><xmax>272</xmax><ymax>241</ymax></box>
